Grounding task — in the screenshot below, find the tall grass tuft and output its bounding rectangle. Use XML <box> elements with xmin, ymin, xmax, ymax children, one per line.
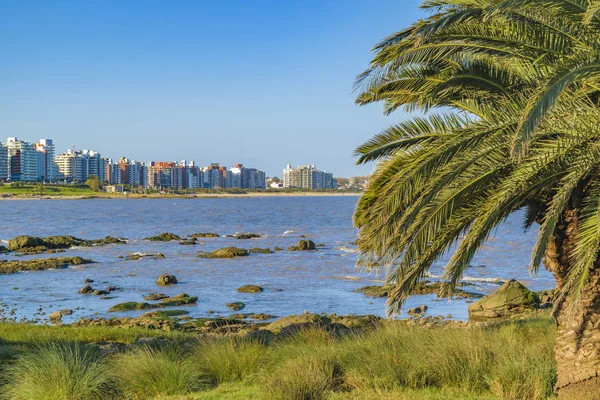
<box><xmin>113</xmin><ymin>344</ymin><xmax>213</xmax><ymax>399</ymax></box>
<box><xmin>263</xmin><ymin>354</ymin><xmax>344</xmax><ymax>400</ymax></box>
<box><xmin>193</xmin><ymin>336</ymin><xmax>266</xmax><ymax>383</ymax></box>
<box><xmin>3</xmin><ymin>341</ymin><xmax>115</xmax><ymax>400</ymax></box>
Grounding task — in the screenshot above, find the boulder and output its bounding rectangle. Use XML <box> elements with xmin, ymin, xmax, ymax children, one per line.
<box><xmin>197</xmin><ymin>247</ymin><xmax>249</xmax><ymax>259</ymax></box>
<box><xmin>143</xmin><ymin>293</ymin><xmax>168</xmax><ymax>301</ymax></box>
<box><xmin>249</xmin><ymin>248</ymin><xmax>273</xmax><ymax>254</ymax></box>
<box><xmin>156</xmin><ymin>274</ymin><xmax>178</xmax><ymax>286</ymax></box>
<box><xmin>232</xmin><ymin>233</ymin><xmax>261</xmax><ymax>240</ymax></box>
<box><xmin>109</xmin><ymin>302</ymin><xmax>154</xmax><ymax>312</ymax></box>
<box><xmin>8</xmin><ymin>236</ymin><xmax>44</xmax><ymax>251</ymax></box>
<box><xmin>125</xmin><ymin>252</ymin><xmax>165</xmax><ymax>261</ymax></box>
<box><xmin>144</xmin><ymin>232</ymin><xmax>181</xmax><ymax>241</ymax></box>
<box><xmin>468</xmin><ymin>279</ymin><xmax>539</xmax><ymax>321</ymax></box>
<box><xmin>78</xmin><ymin>285</ymin><xmax>93</xmax><ymax>294</ymax></box>
<box><xmin>59</xmin><ymin>309</ymin><xmax>73</xmax><ymax>316</ymax></box>
<box><xmin>226</xmin><ymin>302</ymin><xmax>246</xmax><ymax>311</ymax></box>
<box><xmin>0</xmin><ymin>256</ymin><xmax>93</xmax><ymax>274</ymax></box>
<box><xmin>264</xmin><ymin>313</ymin><xmax>332</xmax><ymax>334</ymax></box>
<box><xmin>159</xmin><ymin>294</ymin><xmax>198</xmax><ymax>307</ymax></box>
<box><xmin>237</xmin><ymin>285</ymin><xmax>263</xmax><ymax>293</ymax></box>
<box><xmin>288</xmin><ymin>240</ymin><xmax>317</xmax><ymax>251</ymax></box>
<box><xmin>49</xmin><ymin>311</ymin><xmax>62</xmax><ymax>323</ymax></box>
<box><xmin>189</xmin><ymin>233</ymin><xmax>220</xmax><ymax>238</ymax></box>
<box><xmin>408</xmin><ymin>305</ymin><xmax>428</xmax><ymax>315</ymax></box>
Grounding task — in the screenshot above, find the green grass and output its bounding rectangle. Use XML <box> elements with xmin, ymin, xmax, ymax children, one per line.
<box><xmin>2</xmin><ymin>342</ymin><xmax>115</xmax><ymax>400</ymax></box>
<box><xmin>0</xmin><ymin>317</ymin><xmax>557</xmax><ymax>399</ymax></box>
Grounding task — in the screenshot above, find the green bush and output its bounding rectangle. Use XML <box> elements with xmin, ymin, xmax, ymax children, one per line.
<box><xmin>2</xmin><ymin>342</ymin><xmax>114</xmax><ymax>400</ymax></box>
<box><xmin>193</xmin><ymin>337</ymin><xmax>266</xmax><ymax>383</ymax></box>
<box><xmin>113</xmin><ymin>345</ymin><xmax>212</xmax><ymax>399</ymax></box>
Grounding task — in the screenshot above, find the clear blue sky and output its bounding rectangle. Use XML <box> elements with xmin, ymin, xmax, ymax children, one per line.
<box><xmin>1</xmin><ymin>0</ymin><xmax>425</xmax><ymax>177</ymax></box>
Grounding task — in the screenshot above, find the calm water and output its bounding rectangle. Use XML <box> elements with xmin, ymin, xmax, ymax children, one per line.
<box><xmin>0</xmin><ymin>197</ymin><xmax>555</xmax><ymax>323</ymax></box>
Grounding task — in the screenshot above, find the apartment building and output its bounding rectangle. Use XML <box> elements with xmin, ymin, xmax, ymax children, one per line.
<box><xmin>7</xmin><ymin>137</ymin><xmax>40</xmax><ymax>182</ymax></box>
<box><xmin>0</xmin><ymin>142</ymin><xmax>8</xmax><ymax>181</ymax></box>
<box><xmin>282</xmin><ymin>164</ymin><xmax>335</xmax><ymax>189</ymax></box>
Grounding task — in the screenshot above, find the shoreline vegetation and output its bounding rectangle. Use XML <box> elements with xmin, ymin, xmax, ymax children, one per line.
<box><xmin>0</xmin><ymin>184</ymin><xmax>361</xmax><ymax>200</ymax></box>
<box><xmin>0</xmin><ymin>315</ymin><xmax>556</xmax><ymax>400</ymax></box>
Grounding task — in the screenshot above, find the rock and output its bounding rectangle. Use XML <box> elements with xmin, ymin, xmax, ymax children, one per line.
<box><xmin>49</xmin><ymin>311</ymin><xmax>62</xmax><ymax>323</ymax></box>
<box><xmin>0</xmin><ymin>245</ymin><xmax>7</xmax><ymax>253</ymax></box>
<box><xmin>355</xmin><ymin>285</ymin><xmax>393</xmax><ymax>298</ymax></box>
<box><xmin>355</xmin><ymin>282</ymin><xmax>483</xmax><ymax>299</ymax></box>
<box><xmin>142</xmin><ymin>310</ymin><xmax>189</xmax><ymax>318</ymax></box>
<box><xmin>109</xmin><ymin>302</ymin><xmax>154</xmax><ymax>312</ymax></box>
<box><xmin>288</xmin><ymin>240</ymin><xmax>317</xmax><ymax>251</ymax></box>
<box><xmin>159</xmin><ymin>294</ymin><xmax>198</xmax><ymax>307</ymax></box>
<box><xmin>8</xmin><ymin>236</ymin><xmax>45</xmax><ymax>251</ymax></box>
<box><xmin>197</xmin><ymin>247</ymin><xmax>249</xmax><ymax>259</ymax></box>
<box><xmin>274</xmin><ymin>246</ymin><xmax>284</xmax><ymax>251</ymax></box>
<box><xmin>106</xmin><ymin>286</ymin><xmax>117</xmax><ymax>292</ymax></box>
<box><xmin>232</xmin><ymin>233</ymin><xmax>261</xmax><ymax>240</ymax></box>
<box><xmin>178</xmin><ymin>238</ymin><xmax>198</xmax><ymax>245</ymax></box>
<box><xmin>237</xmin><ymin>285</ymin><xmax>263</xmax><ymax>293</ymax></box>
<box><xmin>59</xmin><ymin>309</ymin><xmax>73</xmax><ymax>316</ymax></box>
<box><xmin>156</xmin><ymin>274</ymin><xmax>178</xmax><ymax>286</ymax></box>
<box><xmin>264</xmin><ymin>313</ymin><xmax>332</xmax><ymax>334</ymax></box>
<box><xmin>93</xmin><ymin>290</ymin><xmax>109</xmax><ymax>296</ymax></box>
<box><xmin>226</xmin><ymin>302</ymin><xmax>246</xmax><ymax>311</ymax></box>
<box><xmin>84</xmin><ymin>278</ymin><xmax>94</xmax><ymax>283</ymax></box>
<box><xmin>0</xmin><ymin>256</ymin><xmax>93</xmax><ymax>274</ymax></box>
<box><xmin>93</xmin><ymin>236</ymin><xmax>126</xmax><ymax>245</ymax></box>
<box><xmin>468</xmin><ymin>279</ymin><xmax>539</xmax><ymax>321</ymax></box>
<box><xmin>143</xmin><ymin>293</ymin><xmax>168</xmax><ymax>301</ymax></box>
<box><xmin>249</xmin><ymin>247</ymin><xmax>273</xmax><ymax>254</ymax></box>
<box><xmin>125</xmin><ymin>252</ymin><xmax>165</xmax><ymax>261</ymax></box>
<box><xmin>78</xmin><ymin>285</ymin><xmax>93</xmax><ymax>294</ymax></box>
<box><xmin>408</xmin><ymin>305</ymin><xmax>428</xmax><ymax>315</ymax></box>
<box><xmin>144</xmin><ymin>232</ymin><xmax>181</xmax><ymax>242</ymax></box>
<box><xmin>331</xmin><ymin>314</ymin><xmax>382</xmax><ymax>329</ymax></box>
<box><xmin>189</xmin><ymin>232</ymin><xmax>220</xmax><ymax>238</ymax></box>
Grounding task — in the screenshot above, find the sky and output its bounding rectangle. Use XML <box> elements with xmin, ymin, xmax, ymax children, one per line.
<box><xmin>1</xmin><ymin>0</ymin><xmax>426</xmax><ymax>178</ymax></box>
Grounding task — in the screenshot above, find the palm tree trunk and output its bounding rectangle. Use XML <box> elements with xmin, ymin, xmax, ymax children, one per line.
<box><xmin>546</xmin><ymin>212</ymin><xmax>600</xmax><ymax>399</ymax></box>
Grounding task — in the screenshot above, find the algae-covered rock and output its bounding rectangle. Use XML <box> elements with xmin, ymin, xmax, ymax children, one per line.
<box><xmin>159</xmin><ymin>294</ymin><xmax>198</xmax><ymax>307</ymax></box>
<box><xmin>468</xmin><ymin>279</ymin><xmax>539</xmax><ymax>321</ymax></box>
<box><xmin>49</xmin><ymin>311</ymin><xmax>62</xmax><ymax>323</ymax></box>
<box><xmin>125</xmin><ymin>252</ymin><xmax>165</xmax><ymax>261</ymax></box>
<box><xmin>226</xmin><ymin>302</ymin><xmax>246</xmax><ymax>311</ymax></box>
<box><xmin>232</xmin><ymin>233</ymin><xmax>261</xmax><ymax>240</ymax></box>
<box><xmin>331</xmin><ymin>314</ymin><xmax>382</xmax><ymax>329</ymax></box>
<box><xmin>142</xmin><ymin>310</ymin><xmax>189</xmax><ymax>319</ymax></box>
<box><xmin>189</xmin><ymin>233</ymin><xmax>220</xmax><ymax>238</ymax></box>
<box><xmin>143</xmin><ymin>293</ymin><xmax>168</xmax><ymax>301</ymax></box>
<box><xmin>355</xmin><ymin>285</ymin><xmax>393</xmax><ymax>298</ymax></box>
<box><xmin>288</xmin><ymin>240</ymin><xmax>317</xmax><ymax>251</ymax></box>
<box><xmin>92</xmin><ymin>236</ymin><xmax>127</xmax><ymax>245</ymax></box>
<box><xmin>144</xmin><ymin>232</ymin><xmax>181</xmax><ymax>241</ymax></box>
<box><xmin>197</xmin><ymin>247</ymin><xmax>249</xmax><ymax>259</ymax></box>
<box><xmin>249</xmin><ymin>248</ymin><xmax>273</xmax><ymax>254</ymax></box>
<box><xmin>355</xmin><ymin>281</ymin><xmax>483</xmax><ymax>299</ymax></box>
<box><xmin>43</xmin><ymin>235</ymin><xmax>87</xmax><ymax>248</ymax></box>
<box><xmin>274</xmin><ymin>246</ymin><xmax>284</xmax><ymax>251</ymax></box>
<box><xmin>264</xmin><ymin>313</ymin><xmax>332</xmax><ymax>334</ymax></box>
<box><xmin>237</xmin><ymin>285</ymin><xmax>263</xmax><ymax>293</ymax></box>
<box><xmin>109</xmin><ymin>302</ymin><xmax>154</xmax><ymax>312</ymax></box>
<box><xmin>8</xmin><ymin>236</ymin><xmax>44</xmax><ymax>251</ymax></box>
<box><xmin>156</xmin><ymin>274</ymin><xmax>178</xmax><ymax>286</ymax></box>
<box><xmin>0</xmin><ymin>256</ymin><xmax>93</xmax><ymax>274</ymax></box>
<box><xmin>178</xmin><ymin>238</ymin><xmax>198</xmax><ymax>245</ymax></box>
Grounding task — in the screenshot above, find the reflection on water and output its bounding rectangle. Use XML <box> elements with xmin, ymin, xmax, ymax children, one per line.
<box><xmin>0</xmin><ymin>197</ymin><xmax>555</xmax><ymax>323</ymax></box>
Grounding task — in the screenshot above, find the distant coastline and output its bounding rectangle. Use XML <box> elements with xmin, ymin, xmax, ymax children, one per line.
<box><xmin>0</xmin><ymin>191</ymin><xmax>362</xmax><ymax>200</ymax></box>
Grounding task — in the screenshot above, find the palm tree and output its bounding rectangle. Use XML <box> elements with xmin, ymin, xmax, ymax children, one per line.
<box><xmin>354</xmin><ymin>0</ymin><xmax>600</xmax><ymax>396</ymax></box>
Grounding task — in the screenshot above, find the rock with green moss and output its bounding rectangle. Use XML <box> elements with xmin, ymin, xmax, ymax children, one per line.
<box><xmin>109</xmin><ymin>302</ymin><xmax>155</xmax><ymax>312</ymax></box>
<box><xmin>232</xmin><ymin>233</ymin><xmax>261</xmax><ymax>240</ymax></box>
<box><xmin>142</xmin><ymin>309</ymin><xmax>189</xmax><ymax>319</ymax></box>
<box><xmin>288</xmin><ymin>240</ymin><xmax>317</xmax><ymax>251</ymax></box>
<box><xmin>0</xmin><ymin>256</ymin><xmax>93</xmax><ymax>274</ymax></box>
<box><xmin>91</xmin><ymin>236</ymin><xmax>127</xmax><ymax>245</ymax></box>
<box><xmin>143</xmin><ymin>293</ymin><xmax>168</xmax><ymax>301</ymax></box>
<box><xmin>8</xmin><ymin>236</ymin><xmax>45</xmax><ymax>251</ymax></box>
<box><xmin>264</xmin><ymin>313</ymin><xmax>332</xmax><ymax>334</ymax></box>
<box><xmin>189</xmin><ymin>232</ymin><xmax>220</xmax><ymax>238</ymax></box>
<box><xmin>468</xmin><ymin>279</ymin><xmax>539</xmax><ymax>321</ymax></box>
<box><xmin>78</xmin><ymin>285</ymin><xmax>93</xmax><ymax>294</ymax></box>
<box><xmin>143</xmin><ymin>232</ymin><xmax>181</xmax><ymax>241</ymax></box>
<box><xmin>226</xmin><ymin>302</ymin><xmax>245</xmax><ymax>311</ymax></box>
<box><xmin>274</xmin><ymin>246</ymin><xmax>284</xmax><ymax>251</ymax></box>
<box><xmin>7</xmin><ymin>235</ymin><xmax>126</xmax><ymax>254</ymax></box>
<box><xmin>156</xmin><ymin>274</ymin><xmax>177</xmax><ymax>286</ymax></box>
<box><xmin>125</xmin><ymin>252</ymin><xmax>165</xmax><ymax>261</ymax></box>
<box><xmin>237</xmin><ymin>285</ymin><xmax>263</xmax><ymax>293</ymax></box>
<box><xmin>178</xmin><ymin>238</ymin><xmax>198</xmax><ymax>245</ymax></box>
<box><xmin>159</xmin><ymin>294</ymin><xmax>198</xmax><ymax>307</ymax></box>
<box><xmin>249</xmin><ymin>248</ymin><xmax>273</xmax><ymax>254</ymax></box>
<box><xmin>197</xmin><ymin>247</ymin><xmax>249</xmax><ymax>259</ymax></box>
<box><xmin>355</xmin><ymin>281</ymin><xmax>482</xmax><ymax>299</ymax></box>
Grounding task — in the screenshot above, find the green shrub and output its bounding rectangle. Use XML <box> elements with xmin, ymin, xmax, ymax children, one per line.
<box><xmin>113</xmin><ymin>345</ymin><xmax>212</xmax><ymax>399</ymax></box>
<box><xmin>3</xmin><ymin>342</ymin><xmax>114</xmax><ymax>400</ymax></box>
<box><xmin>263</xmin><ymin>354</ymin><xmax>344</xmax><ymax>400</ymax></box>
<box><xmin>193</xmin><ymin>337</ymin><xmax>266</xmax><ymax>383</ymax></box>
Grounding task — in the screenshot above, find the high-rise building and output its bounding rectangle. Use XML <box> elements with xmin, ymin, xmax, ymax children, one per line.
<box><xmin>6</xmin><ymin>137</ymin><xmax>40</xmax><ymax>182</ymax></box>
<box><xmin>82</xmin><ymin>150</ymin><xmax>104</xmax><ymax>181</ymax></box>
<box><xmin>282</xmin><ymin>165</ymin><xmax>334</xmax><ymax>189</ymax></box>
<box><xmin>34</xmin><ymin>139</ymin><xmax>57</xmax><ymax>181</ymax></box>
<box><xmin>54</xmin><ymin>150</ymin><xmax>77</xmax><ymax>181</ymax></box>
<box><xmin>0</xmin><ymin>142</ymin><xmax>8</xmax><ymax>181</ymax></box>
<box><xmin>202</xmin><ymin>163</ymin><xmax>227</xmax><ymax>188</ymax></box>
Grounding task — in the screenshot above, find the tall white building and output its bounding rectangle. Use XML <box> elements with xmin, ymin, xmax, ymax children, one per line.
<box><xmin>0</xmin><ymin>142</ymin><xmax>8</xmax><ymax>181</ymax></box>
<box><xmin>34</xmin><ymin>139</ymin><xmax>57</xmax><ymax>181</ymax></box>
<box><xmin>6</xmin><ymin>137</ymin><xmax>39</xmax><ymax>182</ymax></box>
<box><xmin>54</xmin><ymin>150</ymin><xmax>77</xmax><ymax>181</ymax></box>
<box><xmin>282</xmin><ymin>164</ymin><xmax>334</xmax><ymax>189</ymax></box>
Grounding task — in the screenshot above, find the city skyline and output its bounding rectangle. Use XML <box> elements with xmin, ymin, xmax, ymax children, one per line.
<box><xmin>1</xmin><ymin>1</ymin><xmax>425</xmax><ymax>177</ymax></box>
